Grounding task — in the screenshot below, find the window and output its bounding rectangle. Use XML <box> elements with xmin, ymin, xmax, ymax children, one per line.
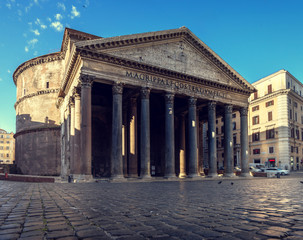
<box><xmin>216</xmin><ymin>138</ymin><xmax>219</xmax><ymax>148</ymax></box>
<box><xmin>0</xmin><ymin>146</ymin><xmax>3</xmax><ymax>150</ymax></box>
<box><xmin>266</xmin><ymin>100</ymin><xmax>274</xmax><ymax>107</ymax></box>
<box><xmin>266</xmin><ymin>129</ymin><xmax>275</xmax><ymax>139</ymax></box>
<box><xmin>221</xmin><ymin>126</ymin><xmax>224</xmax><ymax>134</ymax></box>
<box><xmin>294</xmin><ymin>102</ymin><xmax>298</xmax><ymax>108</ymax></box>
<box><xmin>253</xmin><ymin>149</ymin><xmax>260</xmax><ymax>155</ymax></box>
<box><xmin>289</xmin><ymin>99</ymin><xmax>292</xmax><ymax>104</ymax></box>
<box><xmin>232</xmin><ymin>113</ymin><xmax>236</xmax><ymax>118</ymax></box>
<box><xmin>252</xmin><ymin>116</ymin><xmax>259</xmax><ymax>125</ymax></box>
<box><xmin>0</xmin><ymin>135</ymin><xmax>3</xmax><ymax>138</ymax></box>
<box><xmin>288</xmin><ymin>82</ymin><xmax>290</xmax><ymax>88</ymax></box>
<box><xmin>216</xmin><ymin>128</ymin><xmax>218</xmax><ymax>134</ymax></box>
<box><xmin>254</xmin><ymin>159</ymin><xmax>261</xmax><ymax>164</ymax></box>
<box><xmin>221</xmin><ymin>137</ymin><xmax>224</xmax><ymax>147</ymax></box>
<box><xmin>301</xmin><ymin>129</ymin><xmax>303</xmax><ymax>141</ymax></box>
<box><xmin>232</xmin><ymin>122</ymin><xmax>236</xmax><ymax>130</ymax></box>
<box><xmin>296</xmin><ymin>147</ymin><xmax>299</xmax><ymax>154</ymax></box>
<box><xmin>254</xmin><ymin>91</ymin><xmax>258</xmax><ymax>100</ymax></box>
<box><xmin>216</xmin><ymin>120</ymin><xmax>218</xmax><ymax>124</ymax></box>
<box><xmin>46</xmin><ymin>82</ymin><xmax>49</xmax><ymax>89</ymax></box>
<box><xmin>6</xmin><ymin>154</ymin><xmax>9</xmax><ymax>158</ymax></box>
<box><xmin>6</xmin><ymin>141</ymin><xmax>9</xmax><ymax>144</ymax></box>
<box><xmin>290</xmin><ymin>109</ymin><xmax>293</xmax><ymax>120</ymax></box>
<box><xmin>252</xmin><ymin>132</ymin><xmax>260</xmax><ymax>142</ymax></box>
<box><xmin>291</xmin><ymin>128</ymin><xmax>294</xmax><ymax>138</ymax></box>
<box><xmin>268</xmin><ymin>112</ymin><xmax>272</xmax><ymax>121</ymax></box>
<box><xmin>295</xmin><ymin>112</ymin><xmax>297</xmax><ymax>122</ymax></box>
<box><xmin>252</xmin><ymin>105</ymin><xmax>259</xmax><ymax>112</ymax></box>
<box><xmin>296</xmin><ymin>128</ymin><xmax>300</xmax><ymax>139</ymax></box>
<box><xmin>269</xmin><ymin>147</ymin><xmax>274</xmax><ymax>153</ymax></box>
<box><xmin>6</xmin><ymin>146</ymin><xmax>9</xmax><ymax>150</ymax></box>
<box><xmin>291</xmin><ymin>146</ymin><xmax>294</xmax><ymax>153</ymax></box>
<box><xmin>268</xmin><ymin>84</ymin><xmax>272</xmax><ymax>94</ymax></box>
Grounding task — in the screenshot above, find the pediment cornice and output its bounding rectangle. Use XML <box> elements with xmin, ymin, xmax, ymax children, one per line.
<box><xmin>76</xmin><ymin>27</ymin><xmax>254</xmax><ymax>92</ymax></box>
<box><xmin>70</xmin><ymin>48</ymin><xmax>253</xmax><ymax>95</ymax></box>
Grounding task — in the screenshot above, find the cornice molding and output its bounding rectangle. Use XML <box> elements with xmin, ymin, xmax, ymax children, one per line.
<box><xmin>13</xmin><ymin>53</ymin><xmax>63</xmax><ymax>85</ymax></box>
<box><xmin>14</xmin><ymin>88</ymin><xmax>60</xmax><ymax>109</ymax></box>
<box><xmin>79</xmin><ymin>49</ymin><xmax>253</xmax><ymax>95</ymax></box>
<box><xmin>250</xmin><ymin>89</ymin><xmax>290</xmax><ymax>105</ymax></box>
<box><xmin>14</xmin><ymin>126</ymin><xmax>60</xmax><ymax>138</ymax></box>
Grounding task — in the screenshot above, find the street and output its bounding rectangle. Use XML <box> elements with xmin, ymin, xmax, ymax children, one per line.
<box><xmin>1</xmin><ymin>174</ymin><xmax>303</xmax><ymax>239</ymax></box>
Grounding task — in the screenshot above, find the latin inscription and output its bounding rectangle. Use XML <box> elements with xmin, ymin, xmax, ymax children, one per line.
<box><xmin>126</xmin><ymin>71</ymin><xmax>226</xmax><ymax>98</ymax></box>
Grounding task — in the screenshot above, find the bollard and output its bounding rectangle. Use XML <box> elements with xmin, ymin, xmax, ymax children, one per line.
<box><xmin>68</xmin><ymin>175</ymin><xmax>71</xmax><ymax>183</ymax></box>
<box><xmin>5</xmin><ymin>173</ymin><xmax>8</xmax><ymax>179</ymax></box>
<box><xmin>276</xmin><ymin>172</ymin><xmax>280</xmax><ymax>178</ymax></box>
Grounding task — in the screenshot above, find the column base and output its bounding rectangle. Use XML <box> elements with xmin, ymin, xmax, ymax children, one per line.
<box><xmin>207</xmin><ymin>172</ymin><xmax>218</xmax><ymax>178</ymax></box>
<box><xmin>179</xmin><ymin>173</ymin><xmax>187</xmax><ymax>178</ymax></box>
<box><xmin>140</xmin><ymin>174</ymin><xmax>152</xmax><ymax>180</ymax></box>
<box><xmin>223</xmin><ymin>172</ymin><xmax>236</xmax><ymax>178</ymax></box>
<box><xmin>71</xmin><ymin>174</ymin><xmax>93</xmax><ymax>183</ymax></box>
<box><xmin>240</xmin><ymin>172</ymin><xmax>253</xmax><ymax>178</ymax></box>
<box><xmin>110</xmin><ymin>174</ymin><xmax>125</xmax><ymax>181</ymax></box>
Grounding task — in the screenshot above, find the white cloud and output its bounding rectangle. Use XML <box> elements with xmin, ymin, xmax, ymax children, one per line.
<box><xmin>28</xmin><ymin>38</ymin><xmax>38</xmax><ymax>47</ymax></box>
<box><xmin>25</xmin><ymin>46</ymin><xmax>29</xmax><ymax>52</ymax></box>
<box><xmin>50</xmin><ymin>21</ymin><xmax>63</xmax><ymax>32</ymax></box>
<box><xmin>35</xmin><ymin>18</ymin><xmax>47</xmax><ymax>29</ymax></box>
<box><xmin>55</xmin><ymin>13</ymin><xmax>62</xmax><ymax>21</ymax></box>
<box><xmin>31</xmin><ymin>29</ymin><xmax>40</xmax><ymax>36</ymax></box>
<box><xmin>33</xmin><ymin>51</ymin><xmax>38</xmax><ymax>56</ymax></box>
<box><xmin>6</xmin><ymin>3</ymin><xmax>11</xmax><ymax>9</ymax></box>
<box><xmin>25</xmin><ymin>2</ymin><xmax>33</xmax><ymax>12</ymax></box>
<box><xmin>71</xmin><ymin>5</ymin><xmax>80</xmax><ymax>19</ymax></box>
<box><xmin>57</xmin><ymin>2</ymin><xmax>66</xmax><ymax>11</ymax></box>
<box><xmin>0</xmin><ymin>77</ymin><xmax>2</xmax><ymax>82</ymax></box>
<box><xmin>47</xmin><ymin>17</ymin><xmax>52</xmax><ymax>22</ymax></box>
<box><xmin>34</xmin><ymin>0</ymin><xmax>38</xmax><ymax>4</ymax></box>
<box><xmin>7</xmin><ymin>70</ymin><xmax>11</xmax><ymax>74</ymax></box>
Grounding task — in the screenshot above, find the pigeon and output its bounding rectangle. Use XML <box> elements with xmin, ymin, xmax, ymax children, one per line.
<box><xmin>231</xmin><ymin>182</ymin><xmax>234</xmax><ymax>185</ymax></box>
<box><xmin>300</xmin><ymin>181</ymin><xmax>303</xmax><ymax>184</ymax></box>
<box><xmin>218</xmin><ymin>181</ymin><xmax>222</xmax><ymax>184</ymax></box>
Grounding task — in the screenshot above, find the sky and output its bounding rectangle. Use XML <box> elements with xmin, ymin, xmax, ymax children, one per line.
<box><xmin>1</xmin><ymin>0</ymin><xmax>303</xmax><ymax>133</ymax></box>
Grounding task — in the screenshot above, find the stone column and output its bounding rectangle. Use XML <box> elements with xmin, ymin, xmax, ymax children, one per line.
<box><xmin>140</xmin><ymin>88</ymin><xmax>151</xmax><ymax>179</ymax></box>
<box><xmin>240</xmin><ymin>107</ymin><xmax>251</xmax><ymax>177</ymax></box>
<box><xmin>208</xmin><ymin>101</ymin><xmax>217</xmax><ymax>177</ymax></box>
<box><xmin>69</xmin><ymin>97</ymin><xmax>75</xmax><ymax>175</ymax></box>
<box><xmin>164</xmin><ymin>93</ymin><xmax>176</xmax><ymax>178</ymax></box>
<box><xmin>111</xmin><ymin>83</ymin><xmax>124</xmax><ymax>179</ymax></box>
<box><xmin>128</xmin><ymin>97</ymin><xmax>138</xmax><ymax>177</ymax></box>
<box><xmin>179</xmin><ymin>113</ymin><xmax>186</xmax><ymax>178</ymax></box>
<box><xmin>224</xmin><ymin>105</ymin><xmax>234</xmax><ymax>177</ymax></box>
<box><xmin>80</xmin><ymin>75</ymin><xmax>94</xmax><ymax>178</ymax></box>
<box><xmin>73</xmin><ymin>87</ymin><xmax>81</xmax><ymax>175</ymax></box>
<box><xmin>188</xmin><ymin>97</ymin><xmax>199</xmax><ymax>178</ymax></box>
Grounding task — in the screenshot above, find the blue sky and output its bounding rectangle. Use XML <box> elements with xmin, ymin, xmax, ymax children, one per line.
<box><xmin>1</xmin><ymin>0</ymin><xmax>303</xmax><ymax>133</ymax></box>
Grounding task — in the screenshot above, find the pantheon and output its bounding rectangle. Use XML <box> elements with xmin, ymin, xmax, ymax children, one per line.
<box><xmin>13</xmin><ymin>27</ymin><xmax>254</xmax><ymax>181</ymax></box>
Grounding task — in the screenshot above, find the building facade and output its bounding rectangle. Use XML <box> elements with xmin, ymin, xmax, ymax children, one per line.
<box><xmin>13</xmin><ymin>27</ymin><xmax>254</xmax><ymax>180</ymax></box>
<box><xmin>0</xmin><ymin>129</ymin><xmax>15</xmax><ymax>164</ymax></box>
<box><xmin>249</xmin><ymin>70</ymin><xmax>303</xmax><ymax>170</ymax></box>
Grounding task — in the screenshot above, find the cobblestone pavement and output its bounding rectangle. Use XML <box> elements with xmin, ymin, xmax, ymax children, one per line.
<box><xmin>1</xmin><ymin>174</ymin><xmax>303</xmax><ymax>240</ymax></box>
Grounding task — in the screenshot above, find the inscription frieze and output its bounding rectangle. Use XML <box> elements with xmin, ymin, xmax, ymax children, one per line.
<box><xmin>125</xmin><ymin>71</ymin><xmax>226</xmax><ymax>99</ymax></box>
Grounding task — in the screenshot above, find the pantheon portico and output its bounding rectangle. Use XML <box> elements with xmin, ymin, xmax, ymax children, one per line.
<box><xmin>13</xmin><ymin>27</ymin><xmax>254</xmax><ymax>180</ymax></box>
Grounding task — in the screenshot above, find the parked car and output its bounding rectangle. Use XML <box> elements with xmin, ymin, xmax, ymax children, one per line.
<box><xmin>264</xmin><ymin>168</ymin><xmax>289</xmax><ymax>176</ymax></box>
<box><xmin>249</xmin><ymin>166</ymin><xmax>262</xmax><ymax>172</ymax></box>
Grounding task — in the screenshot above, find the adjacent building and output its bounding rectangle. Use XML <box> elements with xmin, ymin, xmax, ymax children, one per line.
<box><xmin>249</xmin><ymin>70</ymin><xmax>303</xmax><ymax>170</ymax></box>
<box><xmin>0</xmin><ymin>129</ymin><xmax>15</xmax><ymax>164</ymax></box>
<box><xmin>13</xmin><ymin>27</ymin><xmax>254</xmax><ymax>179</ymax></box>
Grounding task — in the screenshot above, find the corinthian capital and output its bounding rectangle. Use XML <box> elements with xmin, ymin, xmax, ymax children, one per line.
<box><xmin>112</xmin><ymin>83</ymin><xmax>123</xmax><ymax>95</ymax></box>
<box><xmin>225</xmin><ymin>104</ymin><xmax>233</xmax><ymax>114</ymax></box>
<box><xmin>80</xmin><ymin>74</ymin><xmax>94</xmax><ymax>88</ymax></box>
<box><xmin>240</xmin><ymin>107</ymin><xmax>248</xmax><ymax>116</ymax></box>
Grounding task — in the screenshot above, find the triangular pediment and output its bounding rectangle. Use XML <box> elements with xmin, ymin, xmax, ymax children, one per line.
<box><xmin>75</xmin><ymin>27</ymin><xmax>254</xmax><ymax>92</ymax></box>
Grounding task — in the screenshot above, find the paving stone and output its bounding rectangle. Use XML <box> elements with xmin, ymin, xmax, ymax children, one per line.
<box><xmin>0</xmin><ymin>233</ymin><xmax>20</xmax><ymax>240</ymax></box>
<box><xmin>46</xmin><ymin>230</ymin><xmax>75</xmax><ymax>239</ymax></box>
<box><xmin>76</xmin><ymin>229</ymin><xmax>108</xmax><ymax>238</ymax></box>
